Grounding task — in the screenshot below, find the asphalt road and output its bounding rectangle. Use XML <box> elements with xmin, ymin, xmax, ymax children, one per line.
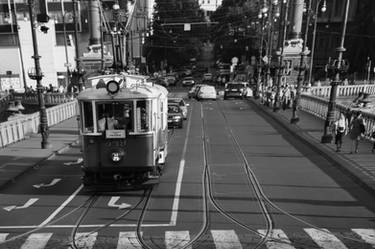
<box><xmin>0</xmin><ymin>94</ymin><xmax>374</xmax><ymax>249</ymax></box>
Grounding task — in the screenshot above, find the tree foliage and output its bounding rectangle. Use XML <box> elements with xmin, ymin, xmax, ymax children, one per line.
<box><xmin>145</xmin><ymin>0</ymin><xmax>205</xmax><ymax>71</ymax></box>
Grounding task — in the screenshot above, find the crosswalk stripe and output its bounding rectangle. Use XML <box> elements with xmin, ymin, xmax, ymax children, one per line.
<box><xmin>211</xmin><ymin>230</ymin><xmax>243</xmax><ymax>249</ymax></box>
<box><xmin>117</xmin><ymin>232</ymin><xmax>142</xmax><ymax>249</ymax></box>
<box><xmin>304</xmin><ymin>228</ymin><xmax>349</xmax><ymax>249</ymax></box>
<box><xmin>0</xmin><ymin>233</ymin><xmax>9</xmax><ymax>242</ymax></box>
<box><xmin>165</xmin><ymin>231</ymin><xmax>191</xmax><ymax>249</ymax></box>
<box><xmin>352</xmin><ymin>229</ymin><xmax>375</xmax><ymax>248</ymax></box>
<box><xmin>258</xmin><ymin>229</ymin><xmax>296</xmax><ymax>249</ymax></box>
<box><xmin>20</xmin><ymin>233</ymin><xmax>52</xmax><ymax>249</ymax></box>
<box><xmin>74</xmin><ymin>232</ymin><xmax>97</xmax><ymax>249</ymax></box>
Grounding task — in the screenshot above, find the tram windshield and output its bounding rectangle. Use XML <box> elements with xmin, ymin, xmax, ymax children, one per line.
<box><xmin>96</xmin><ymin>101</ymin><xmax>133</xmax><ymax>132</ymax></box>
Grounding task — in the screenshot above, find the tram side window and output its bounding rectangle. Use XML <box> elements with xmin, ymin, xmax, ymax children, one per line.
<box><xmin>82</xmin><ymin>102</ymin><xmax>94</xmax><ymax>133</ymax></box>
<box><xmin>96</xmin><ymin>102</ymin><xmax>133</xmax><ymax>132</ymax></box>
<box><xmin>136</xmin><ymin>100</ymin><xmax>151</xmax><ymax>132</ymax></box>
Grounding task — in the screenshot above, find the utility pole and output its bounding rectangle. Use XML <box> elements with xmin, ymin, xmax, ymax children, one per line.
<box><xmin>321</xmin><ymin>0</ymin><xmax>351</xmax><ymax>143</ymax></box>
<box><xmin>27</xmin><ymin>0</ymin><xmax>50</xmax><ymax>149</ymax></box>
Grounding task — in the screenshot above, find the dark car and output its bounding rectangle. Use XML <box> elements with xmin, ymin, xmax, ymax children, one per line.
<box><xmin>224</xmin><ymin>82</ymin><xmax>247</xmax><ymax>100</ymax></box>
<box><xmin>168</xmin><ymin>98</ymin><xmax>189</xmax><ymax>119</ymax></box>
<box><xmin>168</xmin><ymin>103</ymin><xmax>184</xmax><ymax>128</ymax></box>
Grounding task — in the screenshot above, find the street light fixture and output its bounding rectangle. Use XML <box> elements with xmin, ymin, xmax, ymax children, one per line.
<box><xmin>27</xmin><ymin>0</ymin><xmax>50</xmax><ymax>149</ymax></box>
<box><xmin>321</xmin><ymin>0</ymin><xmax>351</xmax><ymax>143</ymax></box>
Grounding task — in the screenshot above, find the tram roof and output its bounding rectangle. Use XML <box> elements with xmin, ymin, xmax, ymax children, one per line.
<box><xmin>77</xmin><ymin>83</ymin><xmax>168</xmax><ymax>101</ymax></box>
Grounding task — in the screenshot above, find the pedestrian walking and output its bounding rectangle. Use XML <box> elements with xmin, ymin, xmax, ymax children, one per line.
<box><xmin>333</xmin><ymin>112</ymin><xmax>348</xmax><ymax>152</ymax></box>
<box><xmin>369</xmin><ymin>126</ymin><xmax>375</xmax><ymax>153</ymax></box>
<box><xmin>348</xmin><ymin>111</ymin><xmax>366</xmax><ymax>153</ymax></box>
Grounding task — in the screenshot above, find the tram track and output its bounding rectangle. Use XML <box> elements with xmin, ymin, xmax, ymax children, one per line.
<box><xmin>215</xmin><ymin>99</ymin><xmax>370</xmax><ymax>247</ymax></box>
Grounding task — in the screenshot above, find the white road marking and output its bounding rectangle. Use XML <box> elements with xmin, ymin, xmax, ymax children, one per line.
<box><xmin>108</xmin><ymin>196</ymin><xmax>131</xmax><ymax>210</ymax></box>
<box><xmin>165</xmin><ymin>231</ymin><xmax>191</xmax><ymax>249</ymax></box>
<box><xmin>3</xmin><ymin>198</ymin><xmax>39</xmax><ymax>212</ymax></box>
<box><xmin>20</xmin><ymin>233</ymin><xmax>52</xmax><ymax>249</ymax></box>
<box><xmin>170</xmin><ymin>107</ymin><xmax>193</xmax><ymax>226</ymax></box>
<box><xmin>0</xmin><ymin>233</ymin><xmax>8</xmax><ymax>242</ymax></box>
<box><xmin>33</xmin><ymin>178</ymin><xmax>61</xmax><ymax>188</ymax></box>
<box><xmin>258</xmin><ymin>229</ymin><xmax>296</xmax><ymax>249</ymax></box>
<box><xmin>304</xmin><ymin>228</ymin><xmax>349</xmax><ymax>249</ymax></box>
<box><xmin>63</xmin><ymin>157</ymin><xmax>83</xmax><ymax>166</ymax></box>
<box><xmin>38</xmin><ymin>184</ymin><xmax>84</xmax><ymax>227</ymax></box>
<box><xmin>211</xmin><ymin>230</ymin><xmax>243</xmax><ymax>249</ymax></box>
<box><xmin>117</xmin><ymin>232</ymin><xmax>142</xmax><ymax>249</ymax></box>
<box><xmin>352</xmin><ymin>229</ymin><xmax>375</xmax><ymax>248</ymax></box>
<box><xmin>74</xmin><ymin>232</ymin><xmax>97</xmax><ymax>249</ymax></box>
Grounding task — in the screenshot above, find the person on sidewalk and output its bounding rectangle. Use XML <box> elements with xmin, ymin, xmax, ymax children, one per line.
<box><xmin>348</xmin><ymin>111</ymin><xmax>366</xmax><ymax>153</ymax></box>
<box><xmin>333</xmin><ymin>112</ymin><xmax>348</xmax><ymax>152</ymax></box>
<box><xmin>369</xmin><ymin>126</ymin><xmax>375</xmax><ymax>153</ymax></box>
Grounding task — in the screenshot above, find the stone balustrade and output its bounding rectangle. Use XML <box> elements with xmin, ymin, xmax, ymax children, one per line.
<box><xmin>300</xmin><ymin>94</ymin><xmax>375</xmax><ymax>138</ymax></box>
<box><xmin>309</xmin><ymin>84</ymin><xmax>375</xmax><ymax>98</ymax></box>
<box><xmin>0</xmin><ymin>101</ymin><xmax>77</xmax><ymax>148</ymax></box>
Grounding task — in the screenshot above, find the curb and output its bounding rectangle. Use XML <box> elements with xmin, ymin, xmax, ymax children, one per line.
<box><xmin>0</xmin><ymin>138</ymin><xmax>80</xmax><ymax>190</ymax></box>
<box><xmin>247</xmin><ymin>98</ymin><xmax>375</xmax><ymax>196</ymax></box>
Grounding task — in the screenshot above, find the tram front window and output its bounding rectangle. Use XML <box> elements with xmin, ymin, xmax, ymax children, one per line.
<box><xmin>96</xmin><ymin>102</ymin><xmax>133</xmax><ymax>132</ymax></box>
<box><xmin>136</xmin><ymin>100</ymin><xmax>151</xmax><ymax>132</ymax></box>
<box><xmin>82</xmin><ymin>102</ymin><xmax>94</xmax><ymax>133</ymax></box>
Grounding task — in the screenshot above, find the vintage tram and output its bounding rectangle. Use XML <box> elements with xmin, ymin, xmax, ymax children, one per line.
<box><xmin>77</xmin><ymin>74</ymin><xmax>169</xmax><ymax>187</ymax></box>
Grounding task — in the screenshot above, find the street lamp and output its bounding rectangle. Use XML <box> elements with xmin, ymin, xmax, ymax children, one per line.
<box><xmin>27</xmin><ymin>0</ymin><xmax>50</xmax><ymax>149</ymax></box>
<box><xmin>273</xmin><ymin>0</ymin><xmax>289</xmax><ymax>112</ymax></box>
<box><xmin>321</xmin><ymin>0</ymin><xmax>351</xmax><ymax>143</ymax></box>
<box><xmin>291</xmin><ymin>0</ymin><xmax>312</xmax><ymax>123</ymax></box>
<box><xmin>256</xmin><ymin>4</ymin><xmax>268</xmax><ymax>100</ymax></box>
<box><xmin>308</xmin><ymin>0</ymin><xmax>326</xmax><ymax>85</ymax></box>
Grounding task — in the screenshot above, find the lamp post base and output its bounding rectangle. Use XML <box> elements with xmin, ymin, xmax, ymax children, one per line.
<box><xmin>41</xmin><ymin>141</ymin><xmax>52</xmax><ymax>149</ymax></box>
<box><xmin>321</xmin><ymin>134</ymin><xmax>333</xmax><ymax>144</ymax></box>
<box><xmin>290</xmin><ymin>117</ymin><xmax>300</xmax><ymax>124</ymax></box>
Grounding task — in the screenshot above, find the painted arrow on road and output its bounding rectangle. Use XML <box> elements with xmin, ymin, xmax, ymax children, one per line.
<box><xmin>33</xmin><ymin>178</ymin><xmax>61</xmax><ymax>188</ymax></box>
<box><xmin>3</xmin><ymin>198</ymin><xmax>39</xmax><ymax>212</ymax></box>
<box><xmin>108</xmin><ymin>196</ymin><xmax>131</xmax><ymax>210</ymax></box>
<box><xmin>64</xmin><ymin>158</ymin><xmax>83</xmax><ymax>166</ymax></box>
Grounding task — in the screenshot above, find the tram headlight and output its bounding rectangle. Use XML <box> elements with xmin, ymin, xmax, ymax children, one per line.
<box><xmin>106</xmin><ymin>80</ymin><xmax>120</xmax><ymax>95</ymax></box>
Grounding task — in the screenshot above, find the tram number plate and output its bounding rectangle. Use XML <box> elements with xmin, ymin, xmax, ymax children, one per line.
<box><xmin>106</xmin><ymin>130</ymin><xmax>126</xmax><ymax>139</ymax></box>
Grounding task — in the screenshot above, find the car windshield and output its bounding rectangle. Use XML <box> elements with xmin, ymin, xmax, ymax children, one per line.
<box><xmin>168</xmin><ymin>105</ymin><xmax>180</xmax><ymax>113</ymax></box>
<box><xmin>185</xmin><ymin>77</ymin><xmax>193</xmax><ymax>80</ymax></box>
<box><xmin>227</xmin><ymin>84</ymin><xmax>243</xmax><ymax>89</ymax></box>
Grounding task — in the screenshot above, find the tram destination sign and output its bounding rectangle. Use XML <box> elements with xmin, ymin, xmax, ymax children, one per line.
<box><xmin>106</xmin><ymin>130</ymin><xmax>126</xmax><ymax>139</ymax></box>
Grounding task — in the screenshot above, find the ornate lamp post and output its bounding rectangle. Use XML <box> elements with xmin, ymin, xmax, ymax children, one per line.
<box><xmin>27</xmin><ymin>0</ymin><xmax>50</xmax><ymax>149</ymax></box>
<box><xmin>321</xmin><ymin>0</ymin><xmax>350</xmax><ymax>143</ymax></box>
<box><xmin>256</xmin><ymin>6</ymin><xmax>267</xmax><ymax>100</ymax></box>
<box><xmin>71</xmin><ymin>0</ymin><xmax>84</xmax><ymax>91</ymax></box>
<box><xmin>290</xmin><ymin>0</ymin><xmax>312</xmax><ymax>123</ymax></box>
<box><xmin>307</xmin><ymin>0</ymin><xmax>326</xmax><ymax>85</ymax></box>
<box><xmin>273</xmin><ymin>0</ymin><xmax>289</xmax><ymax>112</ymax></box>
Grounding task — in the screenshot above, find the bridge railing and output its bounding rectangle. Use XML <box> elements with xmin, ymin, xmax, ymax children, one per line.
<box><xmin>301</xmin><ymin>94</ymin><xmax>375</xmax><ymax>137</ymax></box>
<box><xmin>13</xmin><ymin>92</ymin><xmax>74</xmax><ymax>105</ymax></box>
<box><xmin>0</xmin><ymin>101</ymin><xmax>77</xmax><ymax>148</ymax></box>
<box><xmin>308</xmin><ymin>84</ymin><xmax>375</xmax><ymax>98</ymax></box>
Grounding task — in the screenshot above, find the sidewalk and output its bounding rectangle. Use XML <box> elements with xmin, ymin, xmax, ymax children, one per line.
<box><xmin>250</xmin><ymin>98</ymin><xmax>375</xmax><ymax>194</ymax></box>
<box><xmin>0</xmin><ymin>117</ymin><xmax>79</xmax><ymax>189</ymax></box>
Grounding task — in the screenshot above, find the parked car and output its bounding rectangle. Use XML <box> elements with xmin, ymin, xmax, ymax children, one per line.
<box><xmin>182</xmin><ymin>76</ymin><xmax>195</xmax><ymax>87</ymax></box>
<box><xmin>203</xmin><ymin>73</ymin><xmax>213</xmax><ymax>81</ymax></box>
<box><xmin>168</xmin><ymin>97</ymin><xmax>189</xmax><ymax>119</ymax></box>
<box><xmin>224</xmin><ymin>82</ymin><xmax>248</xmax><ymax>100</ymax></box>
<box><xmin>168</xmin><ymin>103</ymin><xmax>184</xmax><ymax>128</ymax></box>
<box><xmin>188</xmin><ymin>84</ymin><xmax>203</xmax><ymax>99</ymax></box>
<box><xmin>197</xmin><ymin>85</ymin><xmax>217</xmax><ymax>100</ymax></box>
<box><xmin>166</xmin><ymin>74</ymin><xmax>177</xmax><ymax>86</ymax></box>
